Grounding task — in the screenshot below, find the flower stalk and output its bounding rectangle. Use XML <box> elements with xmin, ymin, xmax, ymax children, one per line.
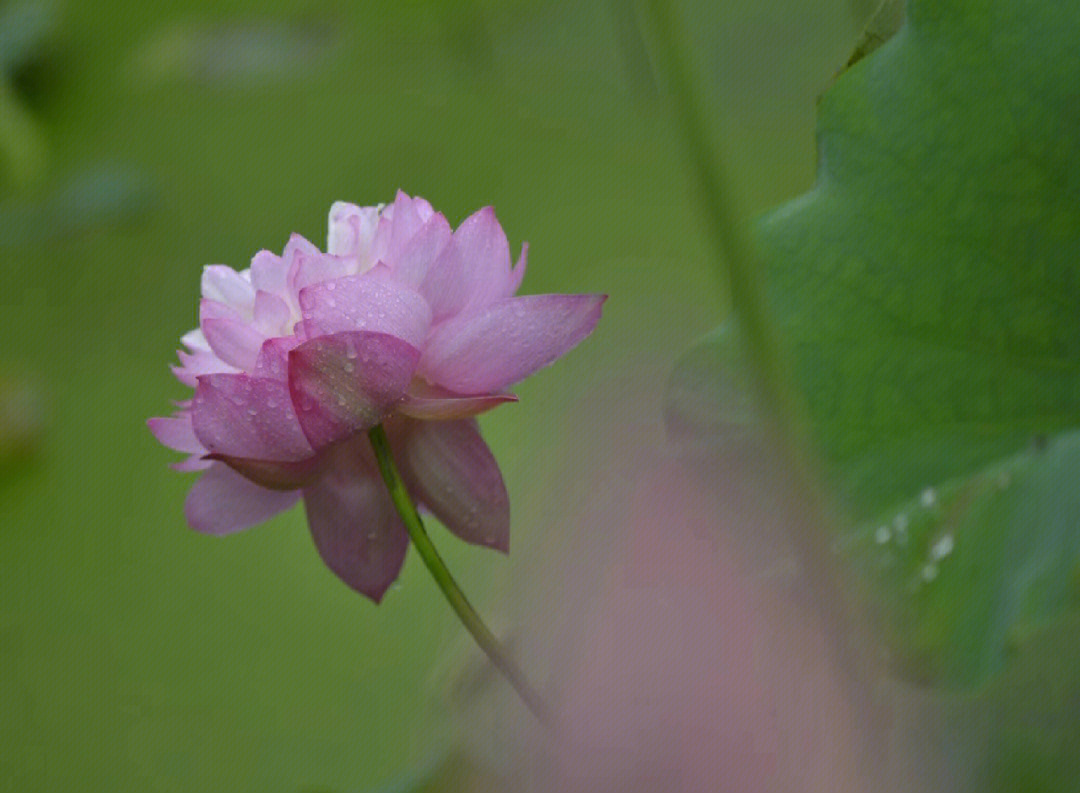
<box><xmin>367</xmin><ymin>423</ymin><xmax>554</xmax><ymax>728</ymax></box>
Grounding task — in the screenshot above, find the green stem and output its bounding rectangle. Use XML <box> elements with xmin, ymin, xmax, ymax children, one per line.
<box><xmin>367</xmin><ymin>424</ymin><xmax>554</xmax><ymax>728</ymax></box>
<box><xmin>639</xmin><ymin>1</ymin><xmax>858</xmax><ymax>665</ymax></box>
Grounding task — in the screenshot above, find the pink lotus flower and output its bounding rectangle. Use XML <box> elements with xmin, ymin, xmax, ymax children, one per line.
<box><xmin>149</xmin><ymin>193</ymin><xmax>604</xmax><ymax>600</ymax></box>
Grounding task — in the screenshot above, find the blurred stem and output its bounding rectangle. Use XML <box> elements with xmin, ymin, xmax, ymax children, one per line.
<box><xmin>638</xmin><ymin>2</ymin><xmax>856</xmax><ymax>661</ymax></box>
<box><xmin>0</xmin><ymin>75</ymin><xmax>46</xmax><ymax>187</ymax></box>
<box><xmin>367</xmin><ymin>424</ymin><xmax>555</xmax><ymax>729</ymax></box>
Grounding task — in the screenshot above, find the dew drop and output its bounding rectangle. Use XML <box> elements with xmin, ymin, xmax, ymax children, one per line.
<box><xmin>921</xmin><ymin>563</ymin><xmax>938</xmax><ymax>582</ymax></box>
<box><xmin>246</xmin><ymin>407</ymin><xmax>257</xmax><ymax>417</ymax></box>
<box><xmin>920</xmin><ymin>487</ymin><xmax>937</xmax><ymax>508</ymax></box>
<box><xmin>345</xmin><ymin>347</ymin><xmax>358</xmax><ymax>360</ymax></box>
<box><xmin>929</xmin><ymin>533</ymin><xmax>954</xmax><ymax>561</ymax></box>
<box><xmin>337</xmin><ymin>395</ymin><xmax>347</xmax><ymax>407</ymax></box>
<box><xmin>343</xmin><ymin>362</ymin><xmax>355</xmax><ymax>373</ymax></box>
<box><xmin>875</xmin><ymin>525</ymin><xmax>891</xmax><ymax>544</ymax></box>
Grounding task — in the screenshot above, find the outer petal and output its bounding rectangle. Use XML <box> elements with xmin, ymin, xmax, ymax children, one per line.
<box><xmin>302</xmin><ymin>440</ymin><xmax>409</xmax><ymax>601</ymax></box>
<box><xmin>192</xmin><ymin>374</ymin><xmax>315</xmax><ymax>461</ymax></box>
<box><xmin>184</xmin><ymin>462</ymin><xmax>299</xmax><ymax>535</ymax></box>
<box><xmin>398</xmin><ymin>382</ymin><xmax>518</xmax><ymax>420</ymax></box>
<box><xmin>288</xmin><ymin>331</ymin><xmax>421</xmax><ymax>450</ymax></box>
<box><xmin>419</xmin><ymin>294</ymin><xmax>606</xmax><ymax>393</ymax></box>
<box><xmin>253</xmin><ymin>336</ymin><xmax>301</xmax><ymax>381</ymax></box>
<box><xmin>393</xmin><ymin>213</ymin><xmax>452</xmax><ymax>288</ymax></box>
<box><xmin>297</xmin><ymin>274</ymin><xmax>432</xmax><ymax>348</ymax></box>
<box><xmin>148</xmin><ymin>414</ymin><xmax>205</xmax><ymax>454</ymax></box>
<box><xmin>421</xmin><ymin>206</ymin><xmax>512</xmax><ymax>320</ymax></box>
<box><xmin>397</xmin><ymin>419</ymin><xmax>509</xmax><ymax>551</ymax></box>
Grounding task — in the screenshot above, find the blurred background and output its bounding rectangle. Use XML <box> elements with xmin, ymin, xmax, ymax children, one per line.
<box><xmin>0</xmin><ymin>1</ymin><xmax>870</xmax><ymax>791</ymax></box>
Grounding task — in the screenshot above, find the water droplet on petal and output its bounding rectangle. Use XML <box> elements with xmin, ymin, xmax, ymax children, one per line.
<box><xmin>337</xmin><ymin>395</ymin><xmax>347</xmax><ymax>407</ymax></box>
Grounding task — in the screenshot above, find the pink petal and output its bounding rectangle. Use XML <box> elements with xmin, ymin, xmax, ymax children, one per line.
<box><xmin>393</xmin><ymin>212</ymin><xmax>453</xmax><ymax>288</ymax></box>
<box><xmin>181</xmin><ymin>329</ymin><xmax>211</xmax><ymax>352</ymax></box>
<box><xmin>327</xmin><ymin>201</ymin><xmax>380</xmax><ymax>258</ymax></box>
<box><xmin>184</xmin><ymin>462</ymin><xmax>300</xmax><ymax>535</ymax></box>
<box><xmin>398</xmin><ymin>419</ymin><xmax>509</xmax><ymax>551</ymax></box>
<box><xmin>289</xmin><ymin>253</ymin><xmax>356</xmax><ymax>294</ymax></box>
<box><xmin>419</xmin><ymin>294</ymin><xmax>606</xmax><ymax>393</ymax></box>
<box><xmin>208</xmin><ymin>454</ymin><xmax>322</xmax><ymax>490</ymax></box>
<box><xmin>253</xmin><ymin>336</ymin><xmax>301</xmax><ymax>381</ymax></box>
<box><xmin>507</xmin><ymin>242</ymin><xmax>527</xmax><ymax>296</ymax></box>
<box><xmin>252</xmin><ymin>291</ymin><xmax>292</xmax><ymax>337</ymax></box>
<box><xmin>301</xmin><ymin>439</ymin><xmax>409</xmax><ymax>601</ymax></box>
<box><xmin>421</xmin><ymin>206</ymin><xmax>513</xmax><ymax>320</ymax></box>
<box><xmin>287</xmin><ymin>331</ymin><xmax>421</xmax><ymax>450</ymax></box>
<box><xmin>200</xmin><ymin>298</ymin><xmax>245</xmax><ymax>324</ymax></box>
<box><xmin>201</xmin><ymin>265</ymin><xmax>255</xmax><ymax>311</ymax></box>
<box><xmin>201</xmin><ymin>317</ymin><xmax>266</xmax><ymax>371</ymax></box>
<box><xmin>148</xmin><ymin>414</ymin><xmax>205</xmax><ymax>454</ymax></box>
<box><xmin>192</xmin><ymin>374</ymin><xmax>315</xmax><ymax>461</ymax></box>
<box><xmin>398</xmin><ymin>382</ymin><xmax>518</xmax><ymax>420</ymax></box>
<box><xmin>370</xmin><ymin>191</ymin><xmax>429</xmax><ymax>267</ymax></box>
<box><xmin>250</xmin><ymin>249</ymin><xmax>289</xmax><ymax>297</ymax></box>
<box><xmin>172</xmin><ymin>455</ymin><xmax>211</xmax><ymax>472</ymax></box>
<box><xmin>172</xmin><ymin>348</ymin><xmax>237</xmax><ymax>386</ymax></box>
<box><xmin>297</xmin><ymin>274</ymin><xmax>432</xmax><ymax>348</ymax></box>
<box><xmin>283</xmin><ymin>234</ymin><xmax>323</xmax><ymax>291</ymax></box>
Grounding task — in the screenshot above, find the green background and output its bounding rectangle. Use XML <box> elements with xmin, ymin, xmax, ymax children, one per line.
<box><xmin>0</xmin><ymin>1</ymin><xmax>854</xmax><ymax>790</ymax></box>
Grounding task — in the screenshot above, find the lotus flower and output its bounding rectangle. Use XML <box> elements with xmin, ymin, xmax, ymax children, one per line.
<box><xmin>149</xmin><ymin>193</ymin><xmax>604</xmax><ymax>600</ymax></box>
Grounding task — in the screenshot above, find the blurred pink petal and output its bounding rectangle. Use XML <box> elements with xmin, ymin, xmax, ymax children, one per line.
<box><xmin>184</xmin><ymin>463</ymin><xmax>300</xmax><ymax>535</ymax></box>
<box><xmin>398</xmin><ymin>419</ymin><xmax>509</xmax><ymax>551</ymax></box>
